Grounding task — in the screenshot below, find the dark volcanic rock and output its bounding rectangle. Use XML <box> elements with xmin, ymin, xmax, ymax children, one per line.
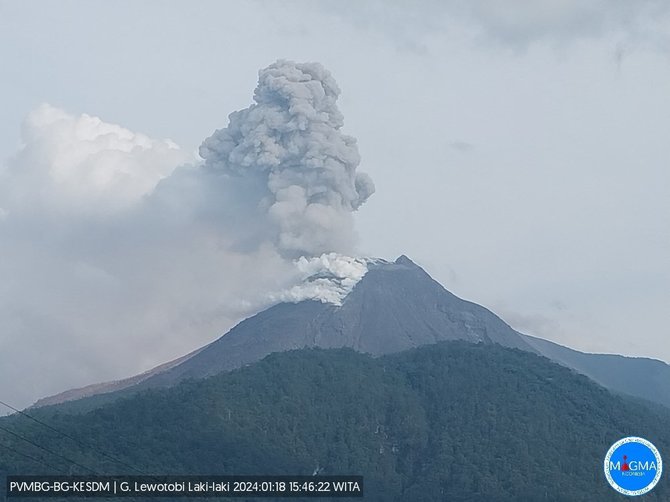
<box><xmin>35</xmin><ymin>255</ymin><xmax>670</xmax><ymax>412</ymax></box>
<box><xmin>141</xmin><ymin>256</ymin><xmax>535</xmax><ymax>387</ymax></box>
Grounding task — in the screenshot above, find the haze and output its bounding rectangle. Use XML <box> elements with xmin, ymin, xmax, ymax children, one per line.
<box><xmin>0</xmin><ymin>0</ymin><xmax>668</xmax><ymax>410</ymax></box>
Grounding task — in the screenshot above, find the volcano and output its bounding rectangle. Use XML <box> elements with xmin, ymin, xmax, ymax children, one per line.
<box><xmin>33</xmin><ymin>255</ymin><xmax>670</xmax><ymax>411</ymax></box>
<box><xmin>135</xmin><ymin>255</ymin><xmax>537</xmax><ymax>387</ymax></box>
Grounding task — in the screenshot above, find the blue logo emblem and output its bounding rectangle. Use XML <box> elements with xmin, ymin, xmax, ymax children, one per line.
<box><xmin>604</xmin><ymin>437</ymin><xmax>662</xmax><ymax>496</ymax></box>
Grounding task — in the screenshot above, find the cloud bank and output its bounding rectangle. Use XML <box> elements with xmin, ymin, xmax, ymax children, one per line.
<box><xmin>318</xmin><ymin>0</ymin><xmax>670</xmax><ymax>50</ymax></box>
<box><xmin>0</xmin><ymin>104</ymin><xmax>189</xmax><ymax>215</ymax></box>
<box><xmin>0</xmin><ymin>60</ymin><xmax>374</xmax><ymax>410</ymax></box>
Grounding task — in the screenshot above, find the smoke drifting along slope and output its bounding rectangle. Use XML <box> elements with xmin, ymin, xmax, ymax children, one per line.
<box><xmin>0</xmin><ymin>60</ymin><xmax>374</xmax><ymax>410</ymax></box>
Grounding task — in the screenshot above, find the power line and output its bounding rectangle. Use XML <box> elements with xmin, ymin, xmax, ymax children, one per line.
<box><xmin>0</xmin><ymin>399</ymin><xmax>147</xmax><ymax>475</ymax></box>
<box><xmin>0</xmin><ymin>440</ymin><xmax>67</xmax><ymax>474</ymax></box>
<box><xmin>0</xmin><ymin>424</ymin><xmax>98</xmax><ymax>474</ymax></box>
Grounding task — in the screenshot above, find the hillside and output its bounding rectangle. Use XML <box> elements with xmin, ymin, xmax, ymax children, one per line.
<box><xmin>31</xmin><ymin>256</ymin><xmax>540</xmax><ymax>409</ymax></box>
<box><xmin>2</xmin><ymin>342</ymin><xmax>670</xmax><ymax>501</ymax></box>
<box><xmin>34</xmin><ymin>256</ymin><xmax>670</xmax><ymax>416</ymax></box>
<box><xmin>523</xmin><ymin>334</ymin><xmax>670</xmax><ymax>409</ymax></box>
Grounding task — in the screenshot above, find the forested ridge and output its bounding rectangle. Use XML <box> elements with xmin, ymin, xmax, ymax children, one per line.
<box><xmin>1</xmin><ymin>341</ymin><xmax>668</xmax><ymax>501</ymax></box>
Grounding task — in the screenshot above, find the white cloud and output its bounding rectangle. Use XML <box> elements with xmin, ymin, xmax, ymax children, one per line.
<box><xmin>1</xmin><ymin>104</ymin><xmax>191</xmax><ymax>215</ymax></box>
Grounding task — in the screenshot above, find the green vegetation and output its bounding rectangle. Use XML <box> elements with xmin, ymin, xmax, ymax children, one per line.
<box><xmin>1</xmin><ymin>342</ymin><xmax>669</xmax><ymax>501</ymax></box>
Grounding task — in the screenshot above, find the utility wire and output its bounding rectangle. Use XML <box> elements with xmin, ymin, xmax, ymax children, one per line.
<box><xmin>0</xmin><ymin>440</ymin><xmax>68</xmax><ymax>474</ymax></box>
<box><xmin>0</xmin><ymin>424</ymin><xmax>98</xmax><ymax>474</ymax></box>
<box><xmin>0</xmin><ymin>399</ymin><xmax>147</xmax><ymax>475</ymax></box>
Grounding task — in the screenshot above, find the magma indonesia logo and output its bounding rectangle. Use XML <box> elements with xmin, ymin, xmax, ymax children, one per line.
<box><xmin>604</xmin><ymin>437</ymin><xmax>662</xmax><ymax>496</ymax></box>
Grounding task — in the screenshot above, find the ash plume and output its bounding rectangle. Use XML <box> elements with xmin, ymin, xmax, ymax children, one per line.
<box><xmin>0</xmin><ymin>60</ymin><xmax>375</xmax><ymax>410</ymax></box>
<box><xmin>198</xmin><ymin>60</ymin><xmax>375</xmax><ymax>256</ymax></box>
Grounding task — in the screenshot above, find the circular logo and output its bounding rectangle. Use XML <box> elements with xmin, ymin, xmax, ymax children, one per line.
<box><xmin>604</xmin><ymin>437</ymin><xmax>662</xmax><ymax>496</ymax></box>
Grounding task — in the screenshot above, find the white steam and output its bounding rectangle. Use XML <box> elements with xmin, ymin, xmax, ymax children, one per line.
<box><xmin>271</xmin><ymin>253</ymin><xmax>371</xmax><ymax>306</ymax></box>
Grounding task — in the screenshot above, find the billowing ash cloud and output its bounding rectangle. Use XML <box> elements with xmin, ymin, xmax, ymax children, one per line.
<box><xmin>0</xmin><ymin>60</ymin><xmax>375</xmax><ymax>410</ymax></box>
<box><xmin>198</xmin><ymin>60</ymin><xmax>375</xmax><ymax>256</ymax></box>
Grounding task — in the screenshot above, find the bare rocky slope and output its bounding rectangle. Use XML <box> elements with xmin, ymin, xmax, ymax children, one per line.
<box><xmin>34</xmin><ymin>255</ymin><xmax>670</xmax><ymax>411</ymax></box>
